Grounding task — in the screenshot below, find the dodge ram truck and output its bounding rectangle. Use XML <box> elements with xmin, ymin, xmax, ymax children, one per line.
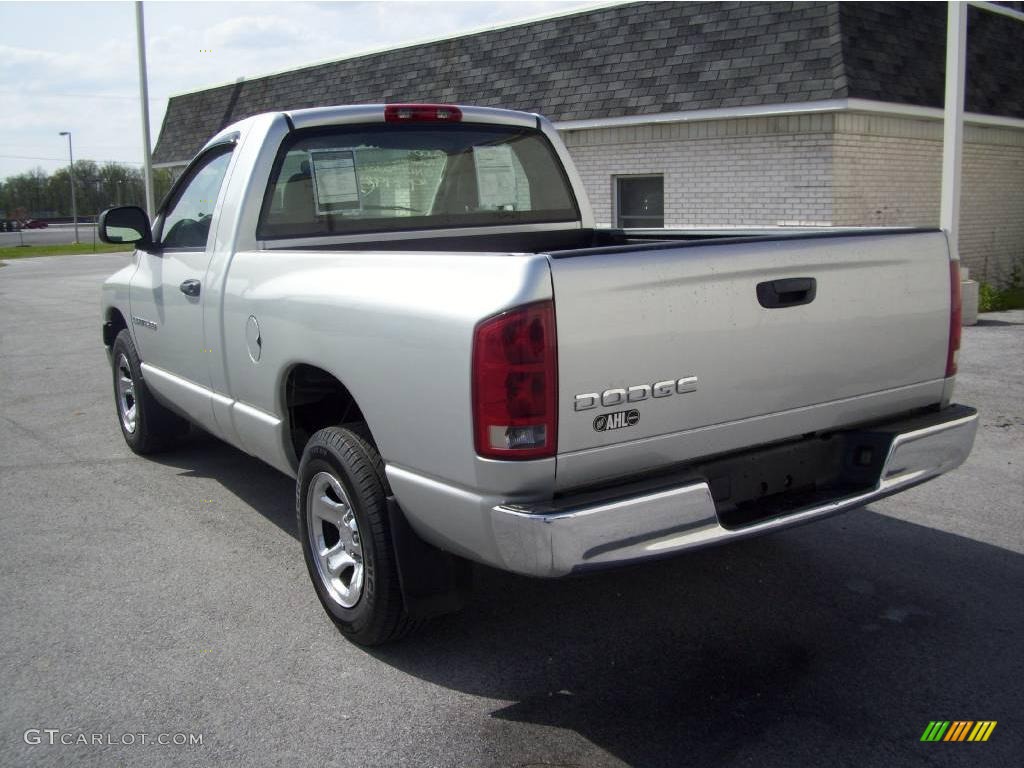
<box><xmin>99</xmin><ymin>104</ymin><xmax>977</xmax><ymax>645</ymax></box>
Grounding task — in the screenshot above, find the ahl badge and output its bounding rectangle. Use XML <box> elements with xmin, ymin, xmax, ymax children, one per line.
<box><xmin>594</xmin><ymin>409</ymin><xmax>640</xmax><ymax>432</ymax></box>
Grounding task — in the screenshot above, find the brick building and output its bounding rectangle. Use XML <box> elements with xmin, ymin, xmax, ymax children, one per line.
<box><xmin>152</xmin><ymin>1</ymin><xmax>1024</xmax><ymax>283</ymax></box>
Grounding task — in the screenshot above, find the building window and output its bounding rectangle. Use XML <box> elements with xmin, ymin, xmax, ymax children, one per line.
<box><xmin>616</xmin><ymin>175</ymin><xmax>664</xmax><ymax>228</ymax></box>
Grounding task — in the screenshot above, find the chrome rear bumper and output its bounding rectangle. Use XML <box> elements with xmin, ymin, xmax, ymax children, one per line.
<box><xmin>490</xmin><ymin>405</ymin><xmax>978</xmax><ymax>577</ymax></box>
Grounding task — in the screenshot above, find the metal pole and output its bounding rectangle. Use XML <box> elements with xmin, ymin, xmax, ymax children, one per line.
<box><xmin>60</xmin><ymin>131</ymin><xmax>79</xmax><ymax>244</ymax></box>
<box><xmin>940</xmin><ymin>1</ymin><xmax>967</xmax><ymax>260</ymax></box>
<box><xmin>136</xmin><ymin>1</ymin><xmax>156</xmax><ymax>217</ymax></box>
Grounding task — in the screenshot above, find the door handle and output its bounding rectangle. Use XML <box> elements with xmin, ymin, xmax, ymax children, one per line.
<box><xmin>756</xmin><ymin>277</ymin><xmax>816</xmax><ymax>309</ymax></box>
<box><xmin>179</xmin><ymin>279</ymin><xmax>201</xmax><ymax>298</ymax></box>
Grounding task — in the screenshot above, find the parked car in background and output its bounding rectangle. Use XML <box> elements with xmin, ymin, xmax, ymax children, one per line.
<box><xmin>99</xmin><ymin>103</ymin><xmax>977</xmax><ymax>646</ymax></box>
<box><xmin>22</xmin><ymin>219</ymin><xmax>48</xmax><ymax>229</ymax></box>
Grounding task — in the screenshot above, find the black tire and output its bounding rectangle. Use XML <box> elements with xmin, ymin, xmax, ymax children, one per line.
<box><xmin>110</xmin><ymin>329</ymin><xmax>188</xmax><ymax>454</ymax></box>
<box><xmin>296</xmin><ymin>426</ymin><xmax>416</xmax><ymax>645</ymax></box>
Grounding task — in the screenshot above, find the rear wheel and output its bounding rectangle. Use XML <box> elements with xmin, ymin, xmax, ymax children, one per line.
<box><xmin>297</xmin><ymin>426</ymin><xmax>416</xmax><ymax>645</ymax></box>
<box><xmin>110</xmin><ymin>329</ymin><xmax>188</xmax><ymax>454</ymax></box>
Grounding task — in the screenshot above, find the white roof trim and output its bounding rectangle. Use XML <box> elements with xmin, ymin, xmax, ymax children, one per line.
<box><xmin>969</xmin><ymin>1</ymin><xmax>1024</xmax><ymax>23</ymax></box>
<box><xmin>845</xmin><ymin>99</ymin><xmax>1024</xmax><ymax>129</ymax></box>
<box><xmin>554</xmin><ymin>100</ymin><xmax>849</xmax><ymax>130</ymax></box>
<box><xmin>553</xmin><ymin>98</ymin><xmax>1024</xmax><ymax>131</ymax></box>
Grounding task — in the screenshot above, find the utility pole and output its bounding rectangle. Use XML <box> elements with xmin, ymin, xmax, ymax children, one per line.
<box><xmin>58</xmin><ymin>131</ymin><xmax>79</xmax><ymax>243</ymax></box>
<box><xmin>136</xmin><ymin>1</ymin><xmax>155</xmax><ymax>217</ymax></box>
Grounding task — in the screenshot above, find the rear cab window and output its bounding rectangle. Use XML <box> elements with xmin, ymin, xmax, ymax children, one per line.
<box><xmin>257</xmin><ymin>123</ymin><xmax>579</xmax><ymax>240</ymax></box>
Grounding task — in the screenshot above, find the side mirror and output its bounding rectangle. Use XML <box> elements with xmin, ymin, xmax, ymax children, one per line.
<box><xmin>98</xmin><ymin>206</ymin><xmax>152</xmax><ymax>246</ymax></box>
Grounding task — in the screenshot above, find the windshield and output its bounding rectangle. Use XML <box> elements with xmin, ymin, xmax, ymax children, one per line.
<box><xmin>257</xmin><ymin>123</ymin><xmax>579</xmax><ymax>239</ymax></box>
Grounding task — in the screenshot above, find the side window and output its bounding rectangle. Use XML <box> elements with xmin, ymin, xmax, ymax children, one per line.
<box><xmin>159</xmin><ymin>148</ymin><xmax>233</xmax><ymax>249</ymax></box>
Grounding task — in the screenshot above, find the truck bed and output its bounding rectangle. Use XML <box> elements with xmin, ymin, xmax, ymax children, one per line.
<box><xmin>279</xmin><ymin>225</ymin><xmax>939</xmax><ymax>256</ymax></box>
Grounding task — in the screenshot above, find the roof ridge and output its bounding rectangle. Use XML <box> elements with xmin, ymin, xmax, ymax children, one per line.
<box><xmin>163</xmin><ymin>0</ymin><xmax>632</xmax><ymax>101</ymax></box>
<box><xmin>828</xmin><ymin>2</ymin><xmax>849</xmax><ymax>99</ymax></box>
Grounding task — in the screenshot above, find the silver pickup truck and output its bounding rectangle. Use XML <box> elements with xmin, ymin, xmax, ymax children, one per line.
<box><xmin>100</xmin><ymin>104</ymin><xmax>977</xmax><ymax>645</ymax></box>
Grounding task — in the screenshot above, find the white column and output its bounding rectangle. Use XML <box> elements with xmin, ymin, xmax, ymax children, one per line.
<box><xmin>940</xmin><ymin>1</ymin><xmax>967</xmax><ymax>260</ymax></box>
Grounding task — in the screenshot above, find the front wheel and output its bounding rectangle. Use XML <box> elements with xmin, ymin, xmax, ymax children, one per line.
<box><xmin>110</xmin><ymin>329</ymin><xmax>188</xmax><ymax>454</ymax></box>
<box><xmin>296</xmin><ymin>426</ymin><xmax>416</xmax><ymax>645</ymax></box>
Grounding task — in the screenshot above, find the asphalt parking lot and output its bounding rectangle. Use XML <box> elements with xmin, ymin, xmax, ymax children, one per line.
<box><xmin>1</xmin><ymin>252</ymin><xmax>1021</xmax><ymax>768</ymax></box>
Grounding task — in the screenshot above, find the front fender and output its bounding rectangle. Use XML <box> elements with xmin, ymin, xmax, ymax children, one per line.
<box><xmin>100</xmin><ymin>255</ymin><xmax>138</xmax><ymax>349</ymax></box>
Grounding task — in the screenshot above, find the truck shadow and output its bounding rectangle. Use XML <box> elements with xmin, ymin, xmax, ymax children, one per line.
<box><xmin>370</xmin><ymin>513</ymin><xmax>1023</xmax><ymax>766</ymax></box>
<box><xmin>151</xmin><ymin>433</ymin><xmax>1022</xmax><ymax>767</ymax></box>
<box><xmin>151</xmin><ymin>430</ymin><xmax>300</xmax><ymax>538</ymax></box>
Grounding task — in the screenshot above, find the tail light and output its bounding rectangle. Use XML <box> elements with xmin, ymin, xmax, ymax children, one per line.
<box><xmin>384</xmin><ymin>104</ymin><xmax>462</xmax><ymax>123</ymax></box>
<box><xmin>946</xmin><ymin>260</ymin><xmax>962</xmax><ymax>377</ymax></box>
<box><xmin>472</xmin><ymin>301</ymin><xmax>557</xmax><ymax>460</ymax></box>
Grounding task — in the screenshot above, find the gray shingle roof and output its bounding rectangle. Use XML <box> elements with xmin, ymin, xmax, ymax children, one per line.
<box><xmin>153</xmin><ymin>1</ymin><xmax>1024</xmax><ymax>166</ymax></box>
<box><xmin>840</xmin><ymin>2</ymin><xmax>1024</xmax><ymax>116</ymax></box>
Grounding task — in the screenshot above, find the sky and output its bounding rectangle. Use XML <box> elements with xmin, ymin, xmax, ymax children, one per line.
<box><xmin>0</xmin><ymin>0</ymin><xmax>605</xmax><ymax>179</ymax></box>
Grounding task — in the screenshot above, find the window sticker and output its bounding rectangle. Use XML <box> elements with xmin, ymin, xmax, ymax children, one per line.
<box><xmin>473</xmin><ymin>145</ymin><xmax>518</xmax><ymax>211</ymax></box>
<box><xmin>309</xmin><ymin>149</ymin><xmax>361</xmax><ymax>214</ymax></box>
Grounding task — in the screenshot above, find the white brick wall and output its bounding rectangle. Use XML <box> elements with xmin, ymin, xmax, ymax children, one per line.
<box><xmin>831</xmin><ymin>113</ymin><xmax>1024</xmax><ymax>282</ymax></box>
<box><xmin>562</xmin><ymin>115</ymin><xmax>833</xmax><ymax>227</ymax></box>
<box><xmin>559</xmin><ymin>111</ymin><xmax>1024</xmax><ymax>284</ymax></box>
<box><xmin>961</xmin><ymin>136</ymin><xmax>1024</xmax><ymax>285</ymax></box>
<box><xmin>832</xmin><ymin>134</ymin><xmax>941</xmax><ymax>227</ymax></box>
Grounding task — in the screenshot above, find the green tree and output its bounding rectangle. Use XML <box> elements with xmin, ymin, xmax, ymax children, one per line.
<box><xmin>0</xmin><ymin>161</ymin><xmax>175</xmax><ymax>218</ymax></box>
<box><xmin>0</xmin><ymin>167</ymin><xmax>54</xmax><ymax>216</ymax></box>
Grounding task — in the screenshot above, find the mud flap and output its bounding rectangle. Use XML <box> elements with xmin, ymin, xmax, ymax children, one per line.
<box><xmin>386</xmin><ymin>497</ymin><xmax>472</xmax><ymax>620</ymax></box>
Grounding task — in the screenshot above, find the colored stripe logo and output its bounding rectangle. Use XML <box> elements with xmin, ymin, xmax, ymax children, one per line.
<box><xmin>920</xmin><ymin>721</ymin><xmax>997</xmax><ymax>742</ymax></box>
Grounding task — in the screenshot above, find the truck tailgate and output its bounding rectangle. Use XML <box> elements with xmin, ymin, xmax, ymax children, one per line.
<box><xmin>550</xmin><ymin>230</ymin><xmax>952</xmax><ymax>486</ymax></box>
